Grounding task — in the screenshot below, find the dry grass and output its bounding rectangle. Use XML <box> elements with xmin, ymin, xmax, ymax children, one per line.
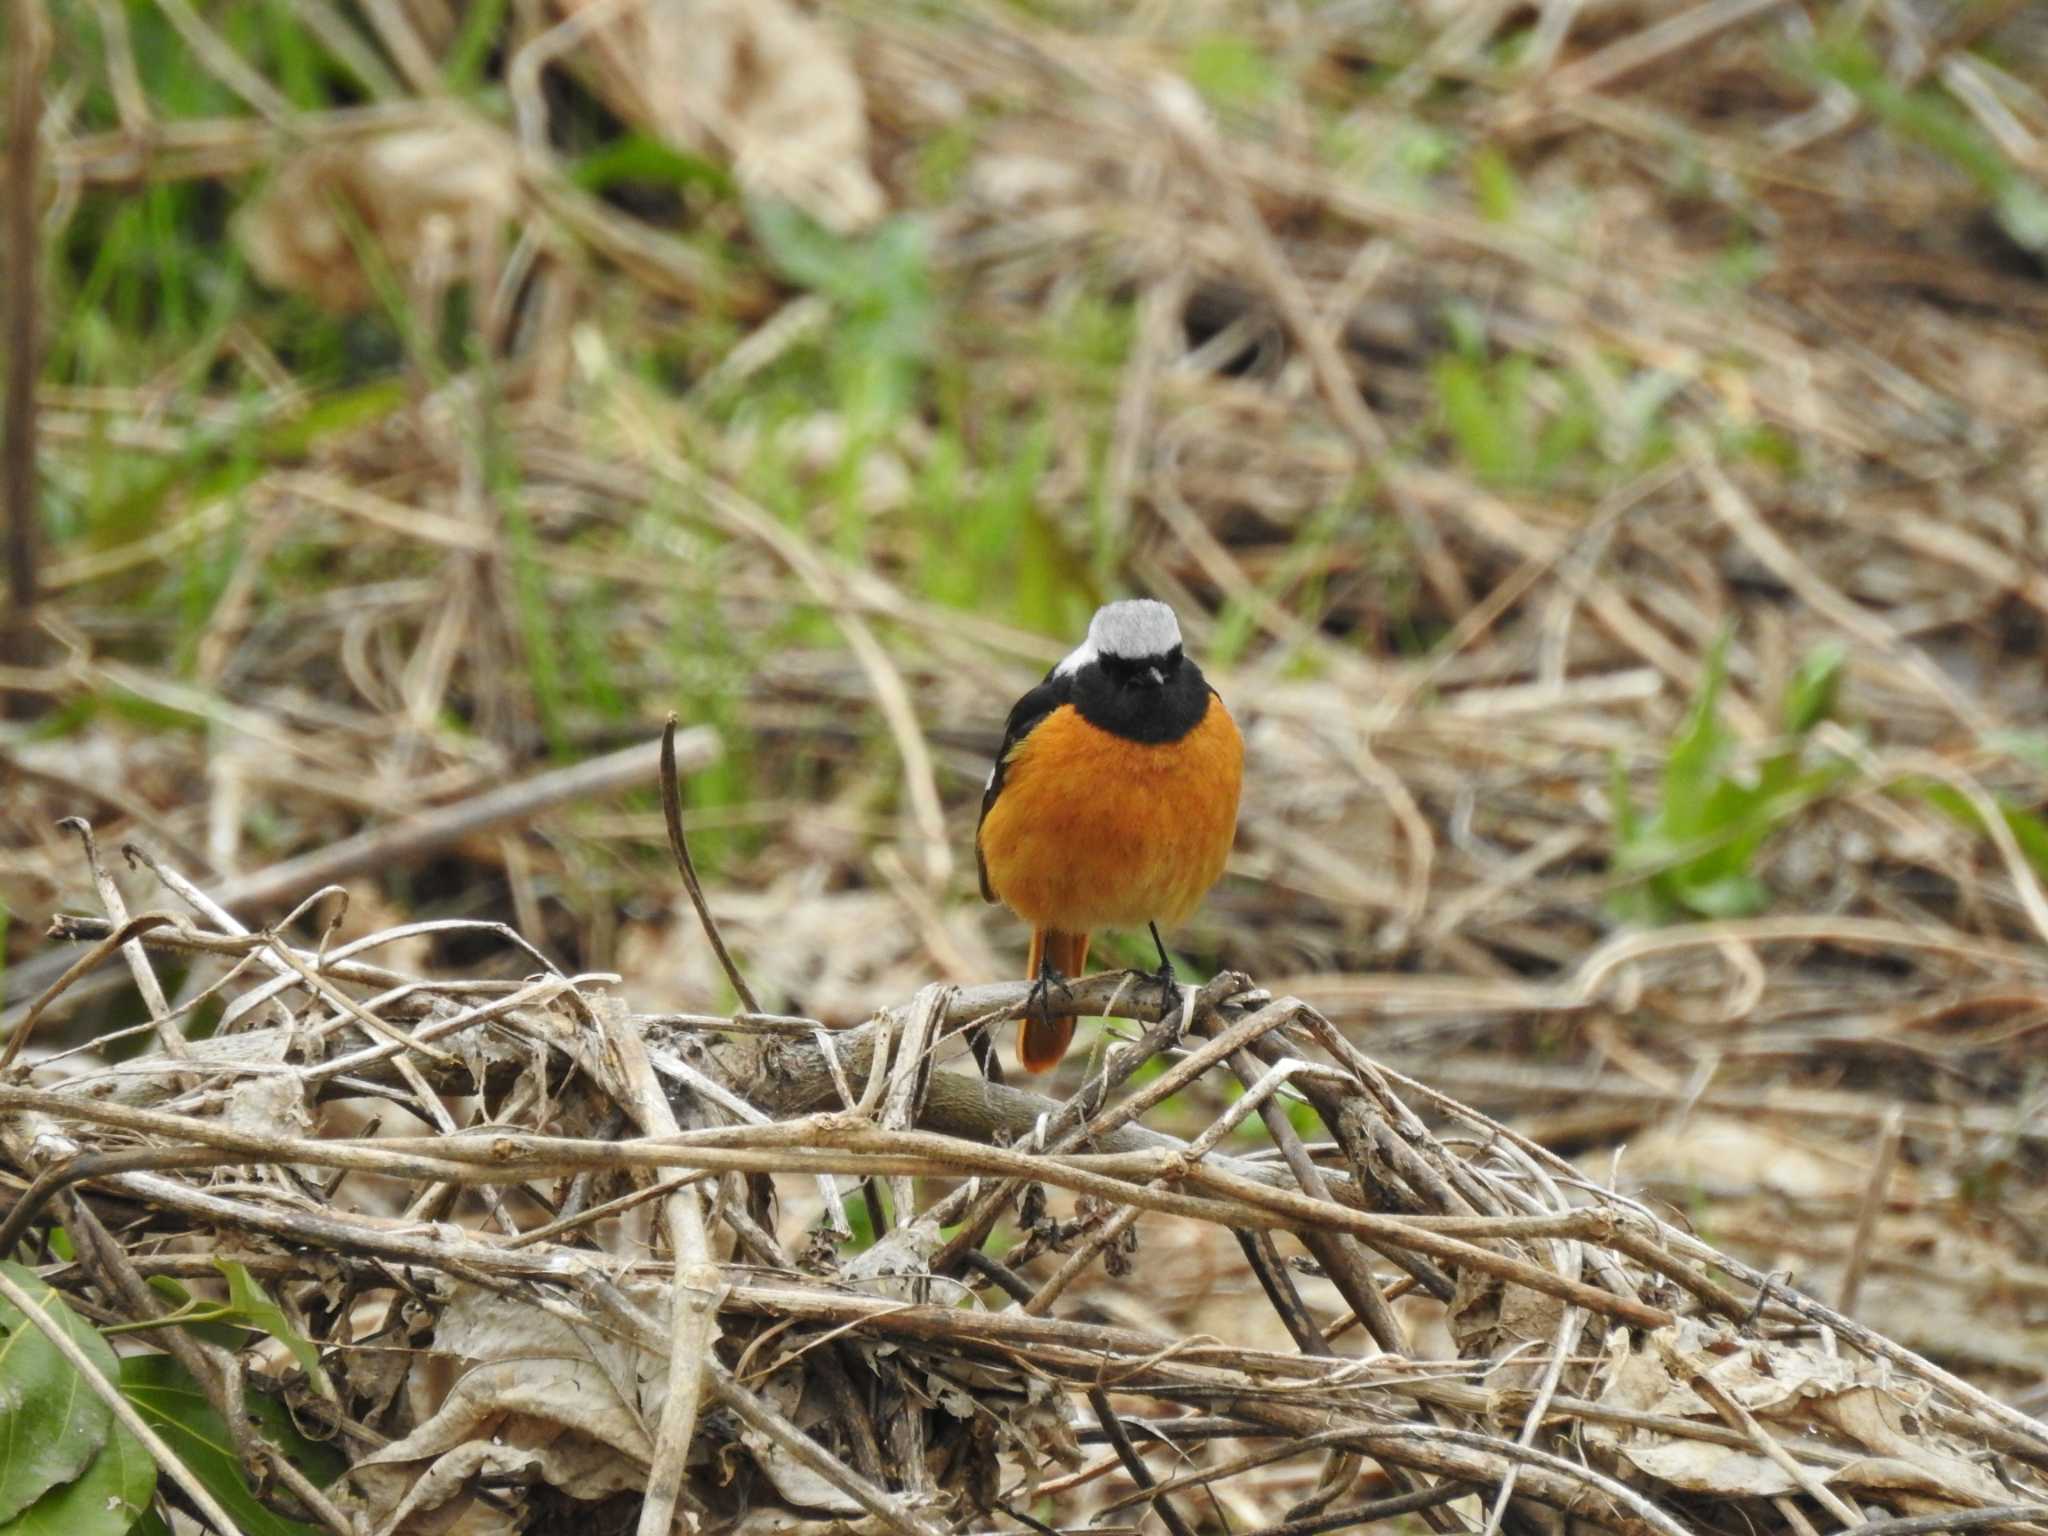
<box><xmin>4</xmin><ymin>0</ymin><xmax>2048</xmax><ymax>1532</ymax></box>
<box><xmin>11</xmin><ymin>860</ymin><xmax>2048</xmax><ymax>1535</ymax></box>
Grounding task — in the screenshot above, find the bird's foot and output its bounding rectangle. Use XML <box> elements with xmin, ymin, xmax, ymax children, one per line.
<box><xmin>1026</xmin><ymin>958</ymin><xmax>1075</xmax><ymax>1030</ymax></box>
<box><xmin>1145</xmin><ymin>923</ymin><xmax>1185</xmax><ymax>1038</ymax></box>
<box><xmin>1150</xmin><ymin>960</ymin><xmax>1186</xmax><ymax>1038</ymax></box>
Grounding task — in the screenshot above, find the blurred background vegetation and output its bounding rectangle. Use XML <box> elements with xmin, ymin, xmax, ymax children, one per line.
<box><xmin>3</xmin><ymin>0</ymin><xmax>2048</xmax><ymax>1390</ymax></box>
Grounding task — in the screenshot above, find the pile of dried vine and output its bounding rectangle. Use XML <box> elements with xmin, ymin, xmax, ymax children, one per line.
<box><xmin>6</xmin><ymin>740</ymin><xmax>2047</xmax><ymax>1536</ymax></box>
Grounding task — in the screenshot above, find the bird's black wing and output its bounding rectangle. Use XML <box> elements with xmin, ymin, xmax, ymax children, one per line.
<box><xmin>976</xmin><ymin>668</ymin><xmax>1071</xmax><ymax>903</ymax></box>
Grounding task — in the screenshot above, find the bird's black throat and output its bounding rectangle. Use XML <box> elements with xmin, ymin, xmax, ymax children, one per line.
<box><xmin>1069</xmin><ymin>655</ymin><xmax>1213</xmax><ymax>744</ymax></box>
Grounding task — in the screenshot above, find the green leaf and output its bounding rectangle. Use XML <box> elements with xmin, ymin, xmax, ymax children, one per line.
<box><xmin>1671</xmin><ymin>870</ymin><xmax>1771</xmax><ymax>919</ymax></box>
<box><xmin>1534</xmin><ymin>380</ymin><xmax>1599</xmax><ymax>480</ymax></box>
<box><xmin>1661</xmin><ymin>629</ymin><xmax>1734</xmax><ymax>841</ymax></box>
<box><xmin>1609</xmin><ymin>753</ymin><xmax>1640</xmax><ymax>844</ymax></box>
<box><xmin>748</xmin><ymin>199</ymin><xmax>853</xmax><ymax>297</ymax></box>
<box><xmin>160</xmin><ymin>1356</ymin><xmax>342</xmax><ymax>1490</ymax></box>
<box><xmin>0</xmin><ymin>1419</ymin><xmax>154</xmax><ymax>1536</ymax></box>
<box><xmin>1808</xmin><ymin>31</ymin><xmax>2046</xmax><ymax>254</ymax></box>
<box><xmin>1434</xmin><ymin>355</ymin><xmax>1519</xmax><ymax>484</ymax></box>
<box><xmin>0</xmin><ymin>1264</ymin><xmax>117</xmax><ymax>1523</ymax></box>
<box><xmin>1608</xmin><ymin>631</ymin><xmax>1856</xmax><ymax>925</ymax></box>
<box><xmin>211</xmin><ymin>1263</ymin><xmax>334</xmax><ymax>1401</ymax></box>
<box><xmin>1988</xmin><ymin>731</ymin><xmax>2048</xmax><ymax>776</ymax></box>
<box><xmin>119</xmin><ymin>1357</ymin><xmax>334</xmax><ymax>1536</ymax></box>
<box><xmin>569</xmin><ymin>134</ymin><xmax>736</xmax><ymax>199</ymax></box>
<box><xmin>1395</xmin><ymin>124</ymin><xmax>1456</xmax><ymax>179</ymax></box>
<box><xmin>1996</xmin><ymin>179</ymin><xmax>2048</xmax><ymax>254</ymax></box>
<box><xmin>1782</xmin><ymin>642</ymin><xmax>1846</xmax><ymax>735</ymax></box>
<box><xmin>1908</xmin><ymin>782</ymin><xmax>2048</xmax><ymax>881</ymax></box>
<box><xmin>1182</xmin><ymin>33</ymin><xmax>1279</xmax><ymax>108</ymax></box>
<box><xmin>1469</xmin><ymin>145</ymin><xmax>1519</xmax><ymax>223</ymax></box>
<box><xmin>442</xmin><ymin>0</ymin><xmax>510</xmax><ymax>93</ymax></box>
<box><xmin>138</xmin><ymin>1278</ymin><xmax>245</xmax><ymax>1351</ymax></box>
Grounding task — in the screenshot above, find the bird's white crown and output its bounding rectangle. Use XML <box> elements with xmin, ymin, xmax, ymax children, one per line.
<box><xmin>1055</xmin><ymin>599</ymin><xmax>1181</xmax><ymax>676</ymax></box>
<box><xmin>1088</xmin><ymin>599</ymin><xmax>1181</xmax><ymax>660</ymax></box>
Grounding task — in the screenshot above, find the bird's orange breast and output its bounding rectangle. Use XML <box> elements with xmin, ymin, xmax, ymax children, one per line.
<box><xmin>978</xmin><ymin>695</ymin><xmax>1242</xmax><ymax>933</ymax></box>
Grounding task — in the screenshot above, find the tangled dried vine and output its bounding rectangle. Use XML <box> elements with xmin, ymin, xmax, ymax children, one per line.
<box><xmin>7</xmin><ymin>829</ymin><xmax>2048</xmax><ymax>1536</ymax></box>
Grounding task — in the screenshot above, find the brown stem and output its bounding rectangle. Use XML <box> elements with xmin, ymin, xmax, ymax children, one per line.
<box><xmin>1</xmin><ymin>0</ymin><xmax>48</xmax><ymax>691</ymax></box>
<box><xmin>660</xmin><ymin>714</ymin><xmax>760</xmax><ymax>1012</ymax></box>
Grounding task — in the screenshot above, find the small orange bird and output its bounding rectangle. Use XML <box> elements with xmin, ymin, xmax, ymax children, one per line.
<box><xmin>976</xmin><ymin>599</ymin><xmax>1243</xmax><ymax>1071</ymax></box>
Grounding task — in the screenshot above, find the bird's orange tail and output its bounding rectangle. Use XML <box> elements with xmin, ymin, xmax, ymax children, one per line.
<box><xmin>1020</xmin><ymin>928</ymin><xmax>1090</xmax><ymax>1072</ymax></box>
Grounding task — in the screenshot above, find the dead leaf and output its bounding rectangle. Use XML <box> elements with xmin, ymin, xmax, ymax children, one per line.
<box><xmin>838</xmin><ymin>1215</ymin><xmax>949</xmax><ymax>1302</ymax></box>
<box><xmin>1448</xmin><ymin>1265</ymin><xmax>1566</xmax><ymax>1384</ymax></box>
<box><xmin>238</xmin><ymin>117</ymin><xmax>519</xmax><ymax>311</ymax></box>
<box><xmin>349</xmin><ymin>1285</ymin><xmax>660</xmax><ymax>1528</ymax></box>
<box><xmin>1620</xmin><ymin>1114</ymin><xmax>1872</xmax><ymax>1201</ymax></box>
<box><xmin>735</xmin><ymin>1420</ymin><xmax>865</xmax><ymax>1515</ymax></box>
<box><xmin>620</xmin><ymin>874</ymin><xmax>940</xmax><ymax>1021</ymax></box>
<box><xmin>354</xmin><ymin>1442</ymin><xmax>537</xmax><ymax>1536</ymax></box>
<box><xmin>1587</xmin><ymin>1321</ymin><xmax>2018</xmax><ymax>1507</ymax></box>
<box><xmin>1809</xmin><ymin>1387</ymin><xmax>2009</xmax><ymax>1504</ymax></box>
<box><xmin>221</xmin><ymin>1068</ymin><xmax>311</xmax><ymax>1138</ymax></box>
<box><xmin>1621</xmin><ymin>1439</ymin><xmax>1802</xmax><ymax>1497</ymax></box>
<box><xmin>565</xmin><ymin>0</ymin><xmax>882</xmax><ymax>232</ymax></box>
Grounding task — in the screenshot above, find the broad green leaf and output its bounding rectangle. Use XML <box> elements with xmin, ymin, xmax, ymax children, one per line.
<box><xmin>0</xmin><ymin>1265</ymin><xmax>116</xmax><ymax>1523</ymax></box>
<box><xmin>120</xmin><ymin>1357</ymin><xmax>337</xmax><ymax>1536</ymax></box>
<box><xmin>211</xmin><ymin>1263</ymin><xmax>334</xmax><ymax>1401</ymax></box>
<box><xmin>0</xmin><ymin>1418</ymin><xmax>154</xmax><ymax>1536</ymax></box>
<box><xmin>141</xmin><ymin>1357</ymin><xmax>341</xmax><ymax>1488</ymax></box>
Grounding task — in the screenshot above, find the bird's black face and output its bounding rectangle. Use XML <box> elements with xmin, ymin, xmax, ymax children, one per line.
<box><xmin>1098</xmin><ymin>644</ymin><xmax>1183</xmax><ymax>692</ymax></box>
<box><xmin>1072</xmin><ymin>645</ymin><xmax>1208</xmax><ymax>744</ymax></box>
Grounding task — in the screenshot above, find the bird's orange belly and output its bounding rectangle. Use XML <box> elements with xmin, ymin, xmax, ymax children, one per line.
<box><xmin>979</xmin><ymin>699</ymin><xmax>1242</xmax><ymax>932</ymax></box>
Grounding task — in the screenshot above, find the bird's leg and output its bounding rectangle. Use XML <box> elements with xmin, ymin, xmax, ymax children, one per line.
<box><xmin>1146</xmin><ymin>922</ymin><xmax>1184</xmax><ymax>1029</ymax></box>
<box><xmin>1025</xmin><ymin>953</ymin><xmax>1075</xmax><ymax>1032</ymax></box>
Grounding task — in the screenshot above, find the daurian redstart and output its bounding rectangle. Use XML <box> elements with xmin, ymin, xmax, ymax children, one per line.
<box><xmin>976</xmin><ymin>599</ymin><xmax>1243</xmax><ymax>1071</ymax></box>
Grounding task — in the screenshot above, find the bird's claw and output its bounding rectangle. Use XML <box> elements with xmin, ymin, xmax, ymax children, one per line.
<box><xmin>1026</xmin><ymin>959</ymin><xmax>1075</xmax><ymax>1029</ymax></box>
<box><xmin>1144</xmin><ymin>923</ymin><xmax>1184</xmax><ymax>1039</ymax></box>
<box><xmin>1150</xmin><ymin>960</ymin><xmax>1185</xmax><ymax>1039</ymax></box>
